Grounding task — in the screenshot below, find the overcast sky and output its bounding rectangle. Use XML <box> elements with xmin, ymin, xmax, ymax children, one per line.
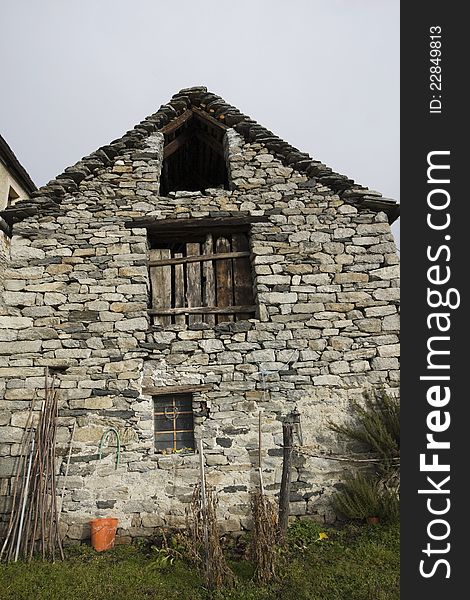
<box><xmin>1</xmin><ymin>0</ymin><xmax>399</xmax><ymax>243</ymax></box>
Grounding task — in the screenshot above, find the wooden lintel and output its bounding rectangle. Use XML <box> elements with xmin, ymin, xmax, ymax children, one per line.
<box><xmin>125</xmin><ymin>215</ymin><xmax>269</xmax><ymax>231</ymax></box>
<box><xmin>148</xmin><ymin>305</ymin><xmax>256</xmax><ymax>316</ymax></box>
<box><xmin>192</xmin><ymin>107</ymin><xmax>228</xmax><ymax>131</ymax></box>
<box><xmin>148</xmin><ymin>250</ymin><xmax>250</xmax><ymax>268</ymax></box>
<box><xmin>143</xmin><ymin>384</ymin><xmax>212</xmax><ymax>396</ymax></box>
<box><xmin>160</xmin><ymin>109</ymin><xmax>193</xmax><ymax>135</ymax></box>
<box><xmin>163</xmin><ymin>130</ymin><xmax>191</xmax><ymax>159</ymax></box>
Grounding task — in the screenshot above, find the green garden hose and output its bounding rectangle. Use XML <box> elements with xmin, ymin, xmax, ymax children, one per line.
<box><xmin>98</xmin><ymin>427</ymin><xmax>121</xmax><ymax>470</ymax></box>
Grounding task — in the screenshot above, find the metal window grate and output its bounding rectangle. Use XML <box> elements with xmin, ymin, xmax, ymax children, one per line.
<box><xmin>154</xmin><ymin>394</ymin><xmax>194</xmax><ymax>453</ymax></box>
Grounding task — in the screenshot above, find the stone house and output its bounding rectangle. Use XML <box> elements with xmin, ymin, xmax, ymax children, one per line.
<box><xmin>0</xmin><ymin>87</ymin><xmax>399</xmax><ymax>542</ymax></box>
<box><xmin>0</xmin><ymin>134</ymin><xmax>36</xmax><ymax>356</ymax></box>
<box><xmin>0</xmin><ymin>134</ymin><xmax>36</xmax><ymax>211</ymax></box>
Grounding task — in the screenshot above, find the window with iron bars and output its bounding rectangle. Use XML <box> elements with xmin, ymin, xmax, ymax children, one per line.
<box><xmin>154</xmin><ymin>394</ymin><xmax>195</xmax><ymax>453</ymax></box>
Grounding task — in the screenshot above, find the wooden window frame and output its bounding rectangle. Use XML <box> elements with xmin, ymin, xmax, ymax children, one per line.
<box><xmin>144</xmin><ymin>218</ymin><xmax>262</xmax><ymax>326</ymax></box>
<box><xmin>153</xmin><ymin>393</ymin><xmax>195</xmax><ymax>454</ymax></box>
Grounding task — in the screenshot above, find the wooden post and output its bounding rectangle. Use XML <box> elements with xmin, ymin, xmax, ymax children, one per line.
<box><xmin>278</xmin><ymin>422</ymin><xmax>294</xmax><ymax>538</ymax></box>
<box><xmin>198</xmin><ymin>438</ymin><xmax>207</xmax><ymax>513</ymax></box>
<box><xmin>198</xmin><ymin>438</ymin><xmax>210</xmax><ymax>580</ymax></box>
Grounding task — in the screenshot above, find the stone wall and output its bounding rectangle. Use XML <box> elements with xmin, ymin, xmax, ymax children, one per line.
<box><xmin>0</xmin><ymin>119</ymin><xmax>399</xmax><ymax>542</ymax></box>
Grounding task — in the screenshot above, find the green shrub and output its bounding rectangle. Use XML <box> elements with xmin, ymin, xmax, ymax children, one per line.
<box><xmin>330</xmin><ymin>390</ymin><xmax>399</xmax><ymax>477</ymax></box>
<box><xmin>330</xmin><ymin>389</ymin><xmax>400</xmax><ymax>523</ymax></box>
<box><xmin>332</xmin><ymin>472</ymin><xmax>382</xmax><ymax>520</ymax></box>
<box><xmin>380</xmin><ymin>488</ymin><xmax>400</xmax><ymax>523</ymax></box>
<box><xmin>332</xmin><ymin>472</ymin><xmax>399</xmax><ymax>523</ymax></box>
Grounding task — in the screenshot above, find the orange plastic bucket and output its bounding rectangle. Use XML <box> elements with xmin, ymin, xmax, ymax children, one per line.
<box><xmin>90</xmin><ymin>517</ymin><xmax>119</xmax><ymax>551</ymax></box>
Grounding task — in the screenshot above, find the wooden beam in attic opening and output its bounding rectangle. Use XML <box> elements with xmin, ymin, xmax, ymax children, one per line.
<box><xmin>159</xmin><ymin>109</ymin><xmax>193</xmax><ymax>135</ymax></box>
<box><xmin>191</xmin><ymin>107</ymin><xmax>228</xmax><ymax>132</ymax></box>
<box><xmin>163</xmin><ymin>130</ymin><xmax>191</xmax><ymax>159</ymax></box>
<box><xmin>163</xmin><ymin>129</ymin><xmax>225</xmax><ymax>161</ymax></box>
<box><xmin>159</xmin><ymin>107</ymin><xmax>228</xmax><ymax>137</ymax></box>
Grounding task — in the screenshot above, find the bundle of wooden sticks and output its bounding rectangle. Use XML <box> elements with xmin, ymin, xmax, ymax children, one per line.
<box><xmin>0</xmin><ymin>369</ymin><xmax>64</xmax><ymax>562</ymax></box>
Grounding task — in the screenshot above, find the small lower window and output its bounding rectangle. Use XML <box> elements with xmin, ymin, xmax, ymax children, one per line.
<box><xmin>154</xmin><ymin>394</ymin><xmax>195</xmax><ymax>453</ymax></box>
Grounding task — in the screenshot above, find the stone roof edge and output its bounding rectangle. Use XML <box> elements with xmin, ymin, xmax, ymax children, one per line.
<box><xmin>1</xmin><ymin>86</ymin><xmax>399</xmax><ymax>227</ymax></box>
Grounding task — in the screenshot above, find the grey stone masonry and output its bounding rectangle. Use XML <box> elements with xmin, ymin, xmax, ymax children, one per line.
<box><xmin>0</xmin><ymin>87</ymin><xmax>399</xmax><ymax>542</ymax></box>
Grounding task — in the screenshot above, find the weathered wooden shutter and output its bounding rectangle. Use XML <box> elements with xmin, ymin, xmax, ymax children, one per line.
<box><xmin>148</xmin><ymin>231</ymin><xmax>255</xmax><ymax>325</ymax></box>
<box><xmin>149</xmin><ymin>249</ymin><xmax>171</xmax><ymax>326</ymax></box>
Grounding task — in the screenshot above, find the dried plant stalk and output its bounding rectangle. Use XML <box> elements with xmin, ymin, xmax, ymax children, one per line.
<box><xmin>185</xmin><ymin>481</ymin><xmax>234</xmax><ymax>590</ymax></box>
<box><xmin>250</xmin><ymin>491</ymin><xmax>279</xmax><ymax>583</ymax></box>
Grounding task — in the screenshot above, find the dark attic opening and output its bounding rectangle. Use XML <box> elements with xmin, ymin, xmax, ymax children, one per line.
<box><xmin>159</xmin><ymin>108</ymin><xmax>229</xmax><ymax>195</ymax></box>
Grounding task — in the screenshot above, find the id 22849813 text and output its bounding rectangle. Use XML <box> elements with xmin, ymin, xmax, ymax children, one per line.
<box><xmin>429</xmin><ymin>26</ymin><xmax>443</xmax><ymax>114</ymax></box>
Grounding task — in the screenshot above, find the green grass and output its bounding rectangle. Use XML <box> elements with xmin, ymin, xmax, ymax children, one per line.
<box><xmin>0</xmin><ymin>521</ymin><xmax>399</xmax><ymax>600</ymax></box>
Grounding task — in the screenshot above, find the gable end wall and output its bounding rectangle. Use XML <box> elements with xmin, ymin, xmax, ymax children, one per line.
<box><xmin>0</xmin><ymin>130</ymin><xmax>399</xmax><ymax>541</ymax></box>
